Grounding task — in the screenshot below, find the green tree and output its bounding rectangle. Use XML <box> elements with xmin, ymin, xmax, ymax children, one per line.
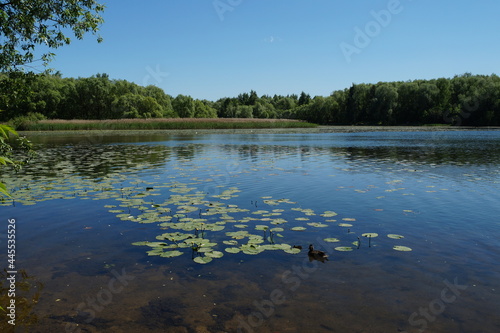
<box><xmin>193</xmin><ymin>100</ymin><xmax>217</xmax><ymax>118</ymax></box>
<box><xmin>172</xmin><ymin>95</ymin><xmax>195</xmax><ymax>118</ymax></box>
<box><xmin>0</xmin><ymin>0</ymin><xmax>105</xmax><ymax>72</ymax></box>
<box><xmin>298</xmin><ymin>92</ymin><xmax>311</xmax><ymax>106</ymax></box>
<box><xmin>1</xmin><ymin>0</ymin><xmax>105</xmax><ymax>196</ymax></box>
<box><xmin>372</xmin><ymin>84</ymin><xmax>398</xmax><ymax>124</ymax></box>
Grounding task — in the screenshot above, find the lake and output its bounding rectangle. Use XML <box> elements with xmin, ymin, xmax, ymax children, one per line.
<box><xmin>1</xmin><ymin>129</ymin><xmax>499</xmax><ymax>333</ymax></box>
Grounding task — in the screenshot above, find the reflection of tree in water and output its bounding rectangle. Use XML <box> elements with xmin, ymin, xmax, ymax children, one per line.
<box><xmin>0</xmin><ymin>269</ymin><xmax>43</xmax><ymax>331</ymax></box>
<box><xmin>336</xmin><ymin>143</ymin><xmax>500</xmax><ymax>166</ymax></box>
<box><xmin>10</xmin><ymin>144</ymin><xmax>172</xmax><ymax>180</ymax></box>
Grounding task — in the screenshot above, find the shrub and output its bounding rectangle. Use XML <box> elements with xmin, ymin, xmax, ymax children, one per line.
<box><xmin>8</xmin><ymin>112</ymin><xmax>47</xmax><ymax>130</ymax></box>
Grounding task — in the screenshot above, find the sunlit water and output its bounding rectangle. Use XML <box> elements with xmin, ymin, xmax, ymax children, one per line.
<box><xmin>1</xmin><ymin>130</ymin><xmax>499</xmax><ymax>332</ymax></box>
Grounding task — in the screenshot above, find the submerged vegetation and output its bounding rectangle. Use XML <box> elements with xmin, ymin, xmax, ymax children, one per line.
<box><xmin>1</xmin><ymin>72</ymin><xmax>500</xmax><ymax>129</ymax></box>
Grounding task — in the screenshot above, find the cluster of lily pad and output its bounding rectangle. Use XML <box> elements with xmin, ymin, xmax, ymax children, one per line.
<box><xmin>1</xmin><ymin>143</ymin><xmax>413</xmax><ymax>265</ymax></box>
<box><xmin>105</xmin><ymin>180</ymin><xmax>412</xmax><ymax>263</ymax></box>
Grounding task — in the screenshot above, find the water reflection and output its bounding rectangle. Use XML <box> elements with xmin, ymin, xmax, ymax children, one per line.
<box><xmin>1</xmin><ymin>131</ymin><xmax>499</xmax><ymax>332</ymax></box>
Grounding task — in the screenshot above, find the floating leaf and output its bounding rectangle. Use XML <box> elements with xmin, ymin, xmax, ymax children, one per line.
<box><xmin>323</xmin><ymin>238</ymin><xmax>340</xmax><ymax>243</ymax></box>
<box><xmin>225</xmin><ymin>247</ymin><xmax>241</xmax><ymax>253</ymax></box>
<box><xmin>146</xmin><ymin>248</ymin><xmax>165</xmax><ymax>256</ymax></box>
<box><xmin>160</xmin><ymin>250</ymin><xmax>184</xmax><ymax>258</ymax></box>
<box><xmin>321</xmin><ymin>211</ymin><xmax>338</xmax><ymax>217</ymax></box>
<box><xmin>362</xmin><ymin>233</ymin><xmax>379</xmax><ymax>238</ymax></box>
<box><xmin>387</xmin><ymin>234</ymin><xmax>405</xmax><ymax>239</ymax></box>
<box><xmin>393</xmin><ymin>246</ymin><xmax>412</xmax><ymax>252</ymax></box>
<box><xmin>241</xmin><ymin>244</ymin><xmax>263</xmax><ymax>255</ymax></box>
<box><xmin>205</xmin><ymin>251</ymin><xmax>224</xmax><ymax>258</ymax></box>
<box><xmin>291</xmin><ymin>227</ymin><xmax>306</xmax><ymax>231</ymax></box>
<box><xmin>132</xmin><ymin>241</ymin><xmax>152</xmax><ymax>246</ymax></box>
<box><xmin>307</xmin><ymin>222</ymin><xmax>328</xmax><ymax>228</ymax></box>
<box><xmin>193</xmin><ymin>256</ymin><xmax>213</xmax><ymax>264</ymax></box>
<box><xmin>335</xmin><ymin>246</ymin><xmax>353</xmax><ymax>252</ymax></box>
<box><xmin>338</xmin><ymin>223</ymin><xmax>352</xmax><ymax>227</ymax></box>
<box><xmin>255</xmin><ymin>225</ymin><xmax>269</xmax><ymax>231</ymax></box>
<box><xmin>284</xmin><ymin>247</ymin><xmax>301</xmax><ymax>254</ymax></box>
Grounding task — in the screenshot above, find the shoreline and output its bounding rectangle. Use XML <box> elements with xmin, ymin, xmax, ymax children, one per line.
<box><xmin>18</xmin><ymin>125</ymin><xmax>500</xmax><ymax>137</ymax></box>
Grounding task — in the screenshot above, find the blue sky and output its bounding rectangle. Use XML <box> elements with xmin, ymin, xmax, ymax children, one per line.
<box><xmin>47</xmin><ymin>0</ymin><xmax>500</xmax><ymax>101</ymax></box>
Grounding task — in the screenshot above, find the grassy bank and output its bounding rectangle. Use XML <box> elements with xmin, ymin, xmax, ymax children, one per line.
<box><xmin>17</xmin><ymin>118</ymin><xmax>317</xmax><ymax>131</ymax></box>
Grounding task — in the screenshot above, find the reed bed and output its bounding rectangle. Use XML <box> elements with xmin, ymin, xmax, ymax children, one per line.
<box><xmin>17</xmin><ymin>118</ymin><xmax>317</xmax><ymax>131</ymax></box>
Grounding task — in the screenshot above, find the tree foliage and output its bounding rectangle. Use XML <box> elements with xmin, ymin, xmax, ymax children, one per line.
<box><xmin>1</xmin><ymin>73</ymin><xmax>499</xmax><ymax>127</ymax></box>
<box><xmin>0</xmin><ymin>0</ymin><xmax>105</xmax><ymax>71</ymax></box>
<box><xmin>0</xmin><ymin>124</ymin><xmax>34</xmax><ymax>197</ymax></box>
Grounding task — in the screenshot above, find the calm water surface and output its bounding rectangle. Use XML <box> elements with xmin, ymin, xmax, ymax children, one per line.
<box><xmin>1</xmin><ymin>130</ymin><xmax>499</xmax><ymax>333</ymax></box>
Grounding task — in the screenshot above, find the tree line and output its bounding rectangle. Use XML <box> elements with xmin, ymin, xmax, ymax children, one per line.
<box><xmin>1</xmin><ymin>72</ymin><xmax>499</xmax><ymax>126</ymax></box>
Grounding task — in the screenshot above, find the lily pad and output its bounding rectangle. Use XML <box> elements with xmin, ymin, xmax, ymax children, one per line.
<box><xmin>193</xmin><ymin>256</ymin><xmax>213</xmax><ymax>264</ymax></box>
<box><xmin>255</xmin><ymin>225</ymin><xmax>269</xmax><ymax>231</ymax></box>
<box><xmin>362</xmin><ymin>233</ymin><xmax>379</xmax><ymax>238</ymax></box>
<box><xmin>225</xmin><ymin>247</ymin><xmax>241</xmax><ymax>253</ymax></box>
<box><xmin>205</xmin><ymin>251</ymin><xmax>224</xmax><ymax>258</ymax></box>
<box><xmin>291</xmin><ymin>227</ymin><xmax>306</xmax><ymax>231</ymax></box>
<box><xmin>323</xmin><ymin>238</ymin><xmax>340</xmax><ymax>243</ymax></box>
<box><xmin>387</xmin><ymin>234</ymin><xmax>405</xmax><ymax>239</ymax></box>
<box><xmin>307</xmin><ymin>222</ymin><xmax>328</xmax><ymax>228</ymax></box>
<box><xmin>160</xmin><ymin>250</ymin><xmax>184</xmax><ymax>258</ymax></box>
<box><xmin>334</xmin><ymin>246</ymin><xmax>353</xmax><ymax>252</ymax></box>
<box><xmin>393</xmin><ymin>245</ymin><xmax>412</xmax><ymax>252</ymax></box>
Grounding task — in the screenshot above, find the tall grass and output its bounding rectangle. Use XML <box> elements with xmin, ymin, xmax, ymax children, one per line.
<box><xmin>18</xmin><ymin>118</ymin><xmax>317</xmax><ymax>131</ymax></box>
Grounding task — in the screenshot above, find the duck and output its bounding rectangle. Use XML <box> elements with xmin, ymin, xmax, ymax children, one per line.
<box><xmin>308</xmin><ymin>244</ymin><xmax>328</xmax><ymax>262</ymax></box>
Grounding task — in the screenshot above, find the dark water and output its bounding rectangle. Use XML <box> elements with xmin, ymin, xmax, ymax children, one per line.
<box><xmin>1</xmin><ymin>130</ymin><xmax>499</xmax><ymax>333</ymax></box>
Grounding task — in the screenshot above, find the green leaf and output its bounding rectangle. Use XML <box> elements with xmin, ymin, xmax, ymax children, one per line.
<box><xmin>323</xmin><ymin>238</ymin><xmax>340</xmax><ymax>243</ymax></box>
<box><xmin>0</xmin><ymin>124</ymin><xmax>17</xmax><ymax>138</ymax></box>
<box><xmin>387</xmin><ymin>234</ymin><xmax>405</xmax><ymax>239</ymax></box>
<box><xmin>160</xmin><ymin>250</ymin><xmax>184</xmax><ymax>258</ymax></box>
<box><xmin>0</xmin><ymin>156</ymin><xmax>14</xmax><ymax>166</ymax></box>
<box><xmin>334</xmin><ymin>246</ymin><xmax>353</xmax><ymax>252</ymax></box>
<box><xmin>0</xmin><ymin>182</ymin><xmax>11</xmax><ymax>197</ymax></box>
<box><xmin>205</xmin><ymin>251</ymin><xmax>224</xmax><ymax>258</ymax></box>
<box><xmin>393</xmin><ymin>246</ymin><xmax>412</xmax><ymax>252</ymax></box>
<box><xmin>193</xmin><ymin>256</ymin><xmax>213</xmax><ymax>264</ymax></box>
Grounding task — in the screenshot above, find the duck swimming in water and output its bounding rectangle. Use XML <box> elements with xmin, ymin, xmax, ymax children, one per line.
<box><xmin>308</xmin><ymin>244</ymin><xmax>328</xmax><ymax>262</ymax></box>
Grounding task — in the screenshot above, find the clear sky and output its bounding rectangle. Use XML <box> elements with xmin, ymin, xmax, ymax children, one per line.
<box><xmin>47</xmin><ymin>0</ymin><xmax>500</xmax><ymax>101</ymax></box>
